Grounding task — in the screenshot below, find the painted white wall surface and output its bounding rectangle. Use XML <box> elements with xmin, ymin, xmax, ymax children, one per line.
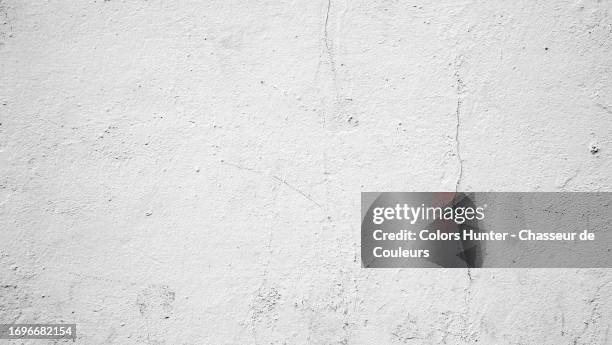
<box><xmin>1</xmin><ymin>1</ymin><xmax>611</xmax><ymax>344</ymax></box>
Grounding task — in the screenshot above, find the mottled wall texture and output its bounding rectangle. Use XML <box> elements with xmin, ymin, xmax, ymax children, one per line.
<box><xmin>1</xmin><ymin>0</ymin><xmax>611</xmax><ymax>344</ymax></box>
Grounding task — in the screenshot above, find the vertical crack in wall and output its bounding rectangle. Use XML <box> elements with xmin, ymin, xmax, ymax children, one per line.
<box><xmin>318</xmin><ymin>0</ymin><xmax>334</xmax><ymax>215</ymax></box>
<box><xmin>454</xmin><ymin>65</ymin><xmax>465</xmax><ymax>193</ymax></box>
<box><xmin>455</xmin><ymin>81</ymin><xmax>472</xmax><ymax>329</ymax></box>
<box><xmin>319</xmin><ymin>0</ymin><xmax>337</xmax><ymax>88</ymax></box>
<box><xmin>454</xmin><ymin>58</ymin><xmax>475</xmax><ymax>342</ymax></box>
<box><xmin>324</xmin><ymin>0</ymin><xmax>332</xmax><ymax>56</ymax></box>
<box><xmin>318</xmin><ymin>0</ymin><xmax>344</xmax><ymax>127</ymax></box>
<box><xmin>455</xmin><ymin>97</ymin><xmax>463</xmax><ymax>193</ymax></box>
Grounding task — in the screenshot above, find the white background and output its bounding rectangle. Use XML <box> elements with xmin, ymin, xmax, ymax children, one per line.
<box><xmin>1</xmin><ymin>0</ymin><xmax>611</xmax><ymax>344</ymax></box>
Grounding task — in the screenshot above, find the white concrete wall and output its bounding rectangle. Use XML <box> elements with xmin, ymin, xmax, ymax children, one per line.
<box><xmin>1</xmin><ymin>0</ymin><xmax>611</xmax><ymax>344</ymax></box>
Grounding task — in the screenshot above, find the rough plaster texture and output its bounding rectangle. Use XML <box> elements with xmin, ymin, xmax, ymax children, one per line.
<box><xmin>1</xmin><ymin>0</ymin><xmax>612</xmax><ymax>344</ymax></box>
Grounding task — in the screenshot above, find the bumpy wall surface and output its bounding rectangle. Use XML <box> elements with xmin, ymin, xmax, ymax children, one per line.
<box><xmin>1</xmin><ymin>1</ymin><xmax>611</xmax><ymax>344</ymax></box>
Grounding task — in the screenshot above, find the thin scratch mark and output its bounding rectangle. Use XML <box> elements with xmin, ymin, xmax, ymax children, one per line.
<box><xmin>220</xmin><ymin>160</ymin><xmax>257</xmax><ymax>172</ymax></box>
<box><xmin>220</xmin><ymin>160</ymin><xmax>322</xmax><ymax>209</ymax></box>
<box><xmin>68</xmin><ymin>272</ymin><xmax>143</xmax><ymax>287</ymax></box>
<box><xmin>560</xmin><ymin>169</ymin><xmax>579</xmax><ymax>190</ymax></box>
<box><xmin>272</xmin><ymin>175</ymin><xmax>323</xmax><ymax>208</ymax></box>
